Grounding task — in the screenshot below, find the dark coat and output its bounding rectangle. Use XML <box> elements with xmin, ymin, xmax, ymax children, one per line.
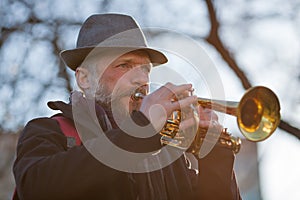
<box><xmin>13</xmin><ymin>94</ymin><xmax>241</xmax><ymax>200</ymax></box>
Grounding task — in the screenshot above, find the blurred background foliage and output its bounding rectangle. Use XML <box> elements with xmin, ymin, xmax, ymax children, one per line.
<box><xmin>1</xmin><ymin>0</ymin><xmax>300</xmax><ymax>199</ymax></box>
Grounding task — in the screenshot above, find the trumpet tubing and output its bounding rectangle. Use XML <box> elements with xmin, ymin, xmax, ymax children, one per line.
<box><xmin>133</xmin><ymin>86</ymin><xmax>281</xmax><ymax>155</ymax></box>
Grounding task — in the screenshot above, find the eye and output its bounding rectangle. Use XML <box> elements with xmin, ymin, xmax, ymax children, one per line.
<box><xmin>116</xmin><ymin>63</ymin><xmax>132</xmax><ymax>69</ymax></box>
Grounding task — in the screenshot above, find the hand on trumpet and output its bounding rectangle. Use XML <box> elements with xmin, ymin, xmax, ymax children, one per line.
<box><xmin>138</xmin><ymin>82</ymin><xmax>222</xmax><ymax>135</ymax></box>
<box><xmin>175</xmin><ymin>99</ymin><xmax>224</xmax><ymax>149</ymax></box>
<box><xmin>197</xmin><ymin>106</ymin><xmax>223</xmax><ymax>132</ymax></box>
<box><xmin>137</xmin><ymin>82</ymin><xmax>237</xmax><ymax>153</ymax></box>
<box><xmin>139</xmin><ymin>82</ymin><xmax>197</xmax><ymax>132</ymax></box>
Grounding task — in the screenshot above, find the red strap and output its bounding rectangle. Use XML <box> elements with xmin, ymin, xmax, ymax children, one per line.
<box><xmin>52</xmin><ymin>116</ymin><xmax>82</xmax><ymax>146</ymax></box>
<box><xmin>12</xmin><ymin>116</ymin><xmax>82</xmax><ymax>200</ymax></box>
<box><xmin>12</xmin><ymin>189</ymin><xmax>18</xmax><ymax>200</ymax></box>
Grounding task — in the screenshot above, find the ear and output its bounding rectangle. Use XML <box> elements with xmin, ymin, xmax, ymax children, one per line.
<box><xmin>75</xmin><ymin>67</ymin><xmax>91</xmax><ymax>89</ymax></box>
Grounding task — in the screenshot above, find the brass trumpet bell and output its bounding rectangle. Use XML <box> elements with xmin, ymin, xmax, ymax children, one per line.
<box><xmin>237</xmin><ymin>86</ymin><xmax>281</xmax><ymax>141</ymax></box>
<box><xmin>199</xmin><ymin>86</ymin><xmax>281</xmax><ymax>142</ymax></box>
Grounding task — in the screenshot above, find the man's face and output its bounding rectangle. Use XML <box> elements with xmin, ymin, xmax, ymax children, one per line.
<box><xmin>93</xmin><ymin>50</ymin><xmax>152</xmax><ymax>114</ymax></box>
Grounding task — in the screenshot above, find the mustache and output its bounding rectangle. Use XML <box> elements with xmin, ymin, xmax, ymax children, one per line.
<box><xmin>115</xmin><ymin>86</ymin><xmax>147</xmax><ymax>99</ymax></box>
<box><xmin>95</xmin><ymin>85</ymin><xmax>148</xmax><ymax>104</ymax></box>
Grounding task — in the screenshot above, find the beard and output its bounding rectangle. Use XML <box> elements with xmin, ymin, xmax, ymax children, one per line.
<box><xmin>94</xmin><ymin>83</ymin><xmax>113</xmax><ymax>106</ymax></box>
<box><xmin>94</xmin><ymin>83</ymin><xmax>135</xmax><ymax>120</ymax></box>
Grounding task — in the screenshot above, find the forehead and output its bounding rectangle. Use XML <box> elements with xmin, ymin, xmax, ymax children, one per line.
<box><xmin>95</xmin><ymin>50</ymin><xmax>151</xmax><ymax>70</ymax></box>
<box><xmin>98</xmin><ymin>50</ymin><xmax>150</xmax><ymax>63</ymax></box>
<box><xmin>85</xmin><ymin>50</ymin><xmax>152</xmax><ymax>73</ymax></box>
<box><xmin>113</xmin><ymin>50</ymin><xmax>151</xmax><ymax>63</ymax></box>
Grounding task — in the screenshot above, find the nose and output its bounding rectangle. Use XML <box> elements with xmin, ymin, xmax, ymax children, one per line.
<box><xmin>131</xmin><ymin>66</ymin><xmax>150</xmax><ymax>86</ymax></box>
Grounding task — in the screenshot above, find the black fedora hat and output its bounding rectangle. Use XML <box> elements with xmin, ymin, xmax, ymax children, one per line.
<box><xmin>60</xmin><ymin>14</ymin><xmax>168</xmax><ymax>71</ymax></box>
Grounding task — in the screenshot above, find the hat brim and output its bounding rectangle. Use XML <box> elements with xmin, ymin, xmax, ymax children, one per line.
<box><xmin>60</xmin><ymin>46</ymin><xmax>168</xmax><ymax>71</ymax></box>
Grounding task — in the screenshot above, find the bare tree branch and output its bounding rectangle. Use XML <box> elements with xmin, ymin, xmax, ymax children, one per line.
<box><xmin>204</xmin><ymin>0</ymin><xmax>300</xmax><ymax>139</ymax></box>
<box><xmin>279</xmin><ymin>121</ymin><xmax>300</xmax><ymax>140</ymax></box>
<box><xmin>205</xmin><ymin>0</ymin><xmax>251</xmax><ymax>89</ymax></box>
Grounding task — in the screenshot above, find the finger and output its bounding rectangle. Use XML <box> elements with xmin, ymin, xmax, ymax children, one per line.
<box><xmin>198</xmin><ymin>107</ymin><xmax>219</xmax><ymax>121</ymax></box>
<box><xmin>198</xmin><ymin>120</ymin><xmax>215</xmax><ymax>128</ymax></box>
<box><xmin>161</xmin><ymin>83</ymin><xmax>193</xmax><ymax>99</ymax></box>
<box><xmin>204</xmin><ymin>108</ymin><xmax>218</xmax><ymax>121</ymax></box>
<box><xmin>179</xmin><ymin>116</ymin><xmax>198</xmax><ymax>131</ymax></box>
<box><xmin>170</xmin><ymin>95</ymin><xmax>197</xmax><ymax>111</ymax></box>
<box><xmin>168</xmin><ymin>83</ymin><xmax>193</xmax><ymax>97</ymax></box>
<box><xmin>177</xmin><ymin>88</ymin><xmax>193</xmax><ymax>100</ymax></box>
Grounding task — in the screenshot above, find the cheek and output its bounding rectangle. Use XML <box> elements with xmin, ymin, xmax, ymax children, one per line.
<box><xmin>99</xmin><ymin>66</ymin><xmax>138</xmax><ymax>96</ymax></box>
<box><xmin>99</xmin><ymin>70</ymin><xmax>122</xmax><ymax>92</ymax></box>
<box><xmin>109</xmin><ymin>72</ymin><xmax>134</xmax><ymax>89</ymax></box>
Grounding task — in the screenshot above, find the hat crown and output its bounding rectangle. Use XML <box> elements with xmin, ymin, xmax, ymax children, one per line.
<box><xmin>60</xmin><ymin>14</ymin><xmax>167</xmax><ymax>70</ymax></box>
<box><xmin>77</xmin><ymin>14</ymin><xmax>147</xmax><ymax>48</ymax></box>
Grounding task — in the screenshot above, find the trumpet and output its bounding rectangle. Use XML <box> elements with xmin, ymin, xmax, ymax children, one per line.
<box><xmin>133</xmin><ymin>86</ymin><xmax>281</xmax><ymax>155</ymax></box>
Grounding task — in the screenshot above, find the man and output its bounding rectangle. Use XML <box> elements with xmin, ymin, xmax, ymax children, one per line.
<box><xmin>13</xmin><ymin>14</ymin><xmax>241</xmax><ymax>200</ymax></box>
